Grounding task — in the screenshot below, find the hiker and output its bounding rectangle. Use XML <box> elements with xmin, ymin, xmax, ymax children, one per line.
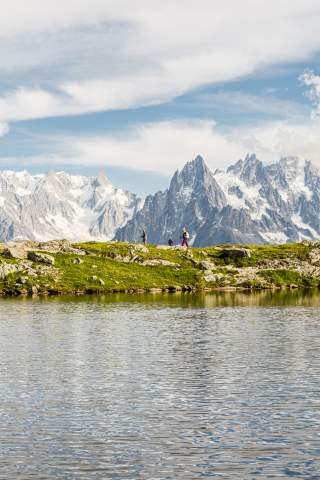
<box><xmin>168</xmin><ymin>238</ymin><xmax>174</xmax><ymax>247</ymax></box>
<box><xmin>141</xmin><ymin>229</ymin><xmax>147</xmax><ymax>244</ymax></box>
<box><xmin>181</xmin><ymin>228</ymin><xmax>189</xmax><ymax>247</ymax></box>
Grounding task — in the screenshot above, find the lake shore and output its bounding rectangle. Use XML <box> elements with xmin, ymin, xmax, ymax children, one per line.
<box><xmin>1</xmin><ymin>239</ymin><xmax>320</xmax><ymax>296</ymax></box>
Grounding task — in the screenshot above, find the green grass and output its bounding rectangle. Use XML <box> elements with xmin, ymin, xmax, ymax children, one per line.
<box><xmin>54</xmin><ymin>251</ymin><xmax>202</xmax><ymax>293</ymax></box>
<box><xmin>0</xmin><ymin>241</ymin><xmax>318</xmax><ymax>295</ymax></box>
<box><xmin>201</xmin><ymin>242</ymin><xmax>310</xmax><ymax>267</ymax></box>
<box><xmin>258</xmin><ymin>269</ymin><xmax>320</xmax><ymax>287</ymax></box>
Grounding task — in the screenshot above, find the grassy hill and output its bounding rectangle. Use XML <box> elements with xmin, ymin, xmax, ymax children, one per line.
<box><xmin>0</xmin><ymin>240</ymin><xmax>320</xmax><ymax>296</ymax></box>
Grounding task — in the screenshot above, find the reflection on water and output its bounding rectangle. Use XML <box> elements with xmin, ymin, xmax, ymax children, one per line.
<box><xmin>0</xmin><ymin>291</ymin><xmax>320</xmax><ymax>479</ymax></box>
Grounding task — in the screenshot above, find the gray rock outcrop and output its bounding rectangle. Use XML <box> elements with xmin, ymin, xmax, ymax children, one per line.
<box><xmin>115</xmin><ymin>154</ymin><xmax>320</xmax><ymax>246</ymax></box>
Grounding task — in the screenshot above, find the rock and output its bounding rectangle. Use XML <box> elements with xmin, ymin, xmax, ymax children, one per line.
<box><xmin>147</xmin><ymin>287</ymin><xmax>163</xmax><ymax>292</ymax></box>
<box><xmin>114</xmin><ymin>255</ymin><xmax>131</xmax><ymax>263</ymax></box>
<box><xmin>168</xmin><ymin>285</ymin><xmax>182</xmax><ymax>292</ymax></box>
<box><xmin>91</xmin><ymin>275</ymin><xmax>98</xmax><ymax>281</ymax></box>
<box><xmin>130</xmin><ymin>244</ymin><xmax>149</xmax><ymax>253</ymax></box>
<box><xmin>221</xmin><ymin>248</ymin><xmax>251</xmax><ymax>259</ymax></box>
<box><xmin>156</xmin><ymin>245</ymin><xmax>171</xmax><ymax>250</ymax></box>
<box><xmin>99</xmin><ymin>279</ymin><xmax>105</xmax><ymax>286</ymax></box>
<box><xmin>0</xmin><ymin>263</ymin><xmax>21</xmax><ymax>279</ymax></box>
<box><xmin>309</xmin><ymin>248</ymin><xmax>320</xmax><ymax>265</ymax></box>
<box><xmin>72</xmin><ymin>257</ymin><xmax>84</xmax><ymax>264</ymax></box>
<box><xmin>38</xmin><ymin>240</ymin><xmax>86</xmax><ymax>256</ymax></box>
<box><xmin>130</xmin><ymin>255</ymin><xmax>142</xmax><ymax>263</ymax></box>
<box><xmin>204</xmin><ymin>273</ymin><xmax>222</xmax><ymax>283</ymax></box>
<box><xmin>31</xmin><ymin>286</ymin><xmax>38</xmax><ymax>295</ymax></box>
<box><xmin>3</xmin><ymin>246</ymin><xmax>28</xmax><ymax>259</ymax></box>
<box><xmin>141</xmin><ymin>259</ymin><xmax>179</xmax><ymax>267</ymax></box>
<box><xmin>199</xmin><ymin>260</ymin><xmax>215</xmax><ymax>270</ymax></box>
<box><xmin>27</xmin><ymin>251</ymin><xmax>55</xmax><ymax>265</ymax></box>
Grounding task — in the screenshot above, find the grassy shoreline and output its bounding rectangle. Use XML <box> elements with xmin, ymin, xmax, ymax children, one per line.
<box><xmin>1</xmin><ymin>240</ymin><xmax>320</xmax><ymax>296</ymax></box>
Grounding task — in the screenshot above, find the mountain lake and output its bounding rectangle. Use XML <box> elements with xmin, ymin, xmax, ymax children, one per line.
<box><xmin>0</xmin><ymin>290</ymin><xmax>320</xmax><ymax>479</ymax></box>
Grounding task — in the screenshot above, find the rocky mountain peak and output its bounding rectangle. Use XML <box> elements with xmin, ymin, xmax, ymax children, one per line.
<box><xmin>116</xmin><ymin>153</ymin><xmax>320</xmax><ymax>246</ymax></box>
<box><xmin>239</xmin><ymin>154</ymin><xmax>266</xmax><ymax>186</ymax></box>
<box><xmin>178</xmin><ymin>155</ymin><xmax>208</xmax><ymax>181</ymax></box>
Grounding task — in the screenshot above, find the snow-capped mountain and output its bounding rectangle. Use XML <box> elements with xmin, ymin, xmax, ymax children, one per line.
<box><xmin>0</xmin><ymin>170</ymin><xmax>141</xmax><ymax>242</ymax></box>
<box><xmin>115</xmin><ymin>154</ymin><xmax>320</xmax><ymax>246</ymax></box>
<box><xmin>2</xmin><ymin>154</ymin><xmax>320</xmax><ymax>245</ymax></box>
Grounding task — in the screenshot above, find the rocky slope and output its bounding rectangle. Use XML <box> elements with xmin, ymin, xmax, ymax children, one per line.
<box><xmin>116</xmin><ymin>154</ymin><xmax>320</xmax><ymax>246</ymax></box>
<box><xmin>1</xmin><ymin>240</ymin><xmax>320</xmax><ymax>295</ymax></box>
<box><xmin>0</xmin><ymin>170</ymin><xmax>141</xmax><ymax>242</ymax></box>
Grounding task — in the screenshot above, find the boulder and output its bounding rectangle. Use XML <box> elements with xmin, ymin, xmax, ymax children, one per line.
<box><xmin>141</xmin><ymin>259</ymin><xmax>179</xmax><ymax>267</ymax></box>
<box><xmin>38</xmin><ymin>240</ymin><xmax>86</xmax><ymax>255</ymax></box>
<box><xmin>199</xmin><ymin>260</ymin><xmax>215</xmax><ymax>270</ymax></box>
<box><xmin>0</xmin><ymin>263</ymin><xmax>20</xmax><ymax>279</ymax></box>
<box><xmin>27</xmin><ymin>251</ymin><xmax>55</xmax><ymax>265</ymax></box>
<box><xmin>130</xmin><ymin>244</ymin><xmax>149</xmax><ymax>254</ymax></box>
<box><xmin>3</xmin><ymin>245</ymin><xmax>28</xmax><ymax>260</ymax></box>
<box><xmin>221</xmin><ymin>247</ymin><xmax>251</xmax><ymax>259</ymax></box>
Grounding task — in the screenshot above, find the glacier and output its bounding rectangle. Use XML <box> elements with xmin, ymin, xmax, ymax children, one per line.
<box><xmin>0</xmin><ymin>169</ymin><xmax>141</xmax><ymax>242</ymax></box>
<box><xmin>1</xmin><ymin>154</ymin><xmax>320</xmax><ymax>245</ymax></box>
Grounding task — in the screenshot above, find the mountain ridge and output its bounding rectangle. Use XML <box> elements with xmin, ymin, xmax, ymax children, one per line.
<box><xmin>116</xmin><ymin>154</ymin><xmax>320</xmax><ymax>246</ymax></box>
<box><xmin>1</xmin><ymin>153</ymin><xmax>320</xmax><ymax>245</ymax></box>
<box><xmin>0</xmin><ymin>169</ymin><xmax>141</xmax><ymax>242</ymax></box>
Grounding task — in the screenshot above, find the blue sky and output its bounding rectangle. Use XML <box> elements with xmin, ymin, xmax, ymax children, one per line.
<box><xmin>2</xmin><ymin>1</ymin><xmax>320</xmax><ymax>194</ymax></box>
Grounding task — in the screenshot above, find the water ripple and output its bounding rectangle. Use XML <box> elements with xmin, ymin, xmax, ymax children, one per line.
<box><xmin>0</xmin><ymin>293</ymin><xmax>320</xmax><ymax>478</ymax></box>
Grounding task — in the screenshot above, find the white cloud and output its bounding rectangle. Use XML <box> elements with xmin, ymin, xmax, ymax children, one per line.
<box><xmin>0</xmin><ymin>123</ymin><xmax>9</xmax><ymax>136</ymax></box>
<box><xmin>1</xmin><ymin>1</ymin><xmax>320</xmax><ymax>121</ymax></box>
<box><xmin>300</xmin><ymin>70</ymin><xmax>320</xmax><ymax>118</ymax></box>
<box><xmin>231</xmin><ymin>120</ymin><xmax>320</xmax><ymax>165</ymax></box>
<box><xmin>47</xmin><ymin>117</ymin><xmax>320</xmax><ymax>175</ymax></box>
<box><xmin>3</xmin><ymin>117</ymin><xmax>320</xmax><ymax>177</ymax></box>
<box><xmin>66</xmin><ymin>120</ymin><xmax>244</xmax><ymax>174</ymax></box>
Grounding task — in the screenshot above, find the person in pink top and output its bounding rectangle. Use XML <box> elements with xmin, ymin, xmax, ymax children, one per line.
<box><xmin>181</xmin><ymin>228</ymin><xmax>189</xmax><ymax>247</ymax></box>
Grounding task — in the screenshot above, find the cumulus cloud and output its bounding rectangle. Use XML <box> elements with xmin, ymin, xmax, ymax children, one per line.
<box><xmin>3</xmin><ymin>116</ymin><xmax>320</xmax><ymax>179</ymax></box>
<box><xmin>230</xmin><ymin>120</ymin><xmax>320</xmax><ymax>165</ymax></box>
<box><xmin>300</xmin><ymin>70</ymin><xmax>320</xmax><ymax>118</ymax></box>
<box><xmin>1</xmin><ymin>1</ymin><xmax>320</xmax><ymax>121</ymax></box>
<box><xmin>17</xmin><ymin>117</ymin><xmax>320</xmax><ymax>176</ymax></box>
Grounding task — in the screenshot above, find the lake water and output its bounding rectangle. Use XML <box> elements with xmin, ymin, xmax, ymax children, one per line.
<box><xmin>1</xmin><ymin>290</ymin><xmax>320</xmax><ymax>479</ymax></box>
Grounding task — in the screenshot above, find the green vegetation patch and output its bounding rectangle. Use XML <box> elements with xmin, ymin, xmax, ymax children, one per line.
<box><xmin>54</xmin><ymin>252</ymin><xmax>201</xmax><ymax>292</ymax></box>
<box><xmin>258</xmin><ymin>269</ymin><xmax>319</xmax><ymax>287</ymax></box>
<box><xmin>201</xmin><ymin>242</ymin><xmax>310</xmax><ymax>267</ymax></box>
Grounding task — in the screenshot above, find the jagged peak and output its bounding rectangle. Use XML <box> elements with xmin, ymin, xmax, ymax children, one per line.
<box><xmin>244</xmin><ymin>153</ymin><xmax>258</xmax><ymax>163</ymax></box>
<box><xmin>179</xmin><ymin>155</ymin><xmax>211</xmax><ymax>179</ymax></box>
<box><xmin>227</xmin><ymin>159</ymin><xmax>243</xmax><ymax>174</ymax></box>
